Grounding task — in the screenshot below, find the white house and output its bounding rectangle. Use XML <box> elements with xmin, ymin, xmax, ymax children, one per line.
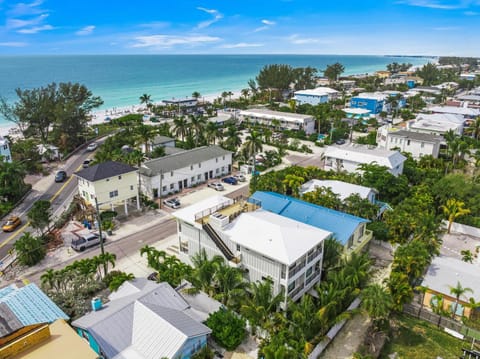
<box><xmin>293</xmin><ymin>87</ymin><xmax>339</xmax><ymax>105</ymax></box>
<box><xmin>140</xmin><ymin>146</ymin><xmax>232</xmax><ymax>199</ymax></box>
<box><xmin>324</xmin><ymin>144</ymin><xmax>406</xmax><ymax>176</ymax></box>
<box><xmin>409</xmin><ymin>113</ymin><xmax>464</xmax><ymax>136</ymax></box>
<box><xmin>238</xmin><ymin>109</ymin><xmax>316</xmax><ymax>135</ymax></box>
<box><xmin>75</xmin><ymin>161</ymin><xmax>140</xmax><ymax>215</ymax></box>
<box><xmin>173</xmin><ymin>195</ymin><xmax>330</xmax><ymax>306</ymax></box>
<box><xmin>37</xmin><ymin>144</ymin><xmax>60</xmax><ymax>162</ymax></box>
<box><xmin>300</xmin><ymin>179</ymin><xmax>378</xmax><ymax>203</ymax></box>
<box><xmin>428</xmin><ymin>105</ymin><xmax>480</xmax><ymax>119</ymax></box>
<box><xmin>142</xmin><ymin>135</ymin><xmax>176</xmax><ymax>154</ymax></box>
<box><xmin>0</xmin><ymin>136</ymin><xmax>12</xmax><ymax>162</ymax></box>
<box><xmin>162</xmin><ymin>98</ymin><xmax>198</xmax><ymax>108</ymax></box>
<box><xmin>377</xmin><ymin>127</ymin><xmax>442</xmax><ymax>158</ymax></box>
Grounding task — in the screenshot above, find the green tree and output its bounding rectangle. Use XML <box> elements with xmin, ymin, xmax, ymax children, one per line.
<box><xmin>449</xmin><ymin>281</ymin><xmax>473</xmax><ymax>318</ymax></box>
<box><xmin>441</xmin><ymin>198</ymin><xmax>471</xmax><ymax>234</ymax></box>
<box><xmin>361</xmin><ymin>284</ymin><xmax>392</xmax><ymax>328</ymax></box>
<box><xmin>282</xmin><ymin>174</ymin><xmax>305</xmax><ymax>198</ymax></box>
<box><xmin>206</xmin><ymin>309</ymin><xmax>246</xmax><ymax>351</ymax></box>
<box><xmin>14</xmin><ymin>232</ymin><xmax>46</xmax><ymax>266</ymax></box>
<box><xmin>135</xmin><ymin>123</ymin><xmax>157</xmax><ymax>155</ymax></box>
<box><xmin>0</xmin><ymin>160</ymin><xmax>28</xmax><ymax>202</ymax></box>
<box><xmin>173</xmin><ymin>116</ymin><xmax>189</xmax><ymax>142</ymax></box>
<box><xmin>324</xmin><ymin>62</ymin><xmax>345</xmax><ymax>83</ymax></box>
<box><xmin>204</xmin><ymin>122</ymin><xmax>222</xmax><ymax>145</ymax></box>
<box><xmin>416</xmin><ymin>63</ymin><xmax>441</xmax><ymax>86</ymax></box>
<box><xmin>302</xmin><ymin>186</ymin><xmax>342</xmax><ymax>209</ymax></box>
<box><xmin>27</xmin><ymin>200</ymin><xmax>52</xmax><ymax>236</ymax></box>
<box><xmin>385</xmin><ymin>271</ymin><xmax>414</xmax><ymax>312</ymax></box>
<box><xmin>106</xmin><ymin>271</ymin><xmax>135</xmax><ymax>292</ymax></box>
<box><xmin>214</xmin><ymin>263</ymin><xmax>247</xmax><ymax>308</ymax></box>
<box><xmin>256</xmin><ymin>64</ymin><xmax>294</xmax><ymax>93</ymax></box>
<box><xmin>189</xmin><ymin>249</ymin><xmax>224</xmax><ymax>297</ymax></box>
<box><xmin>243</xmin><ymin>130</ymin><xmax>263</xmax><ymax>164</ymax></box>
<box><xmin>223</xmin><ymin>125</ymin><xmax>242</xmax><ymax>151</ymax></box>
<box><xmin>293</xmin><ymin>66</ymin><xmax>318</xmax><ymax>90</ymax></box>
<box><xmin>139</xmin><ymin>93</ymin><xmax>152</xmax><ymax>109</ymax></box>
<box><xmin>189</xmin><ymin>115</ymin><xmax>207</xmax><ymax>147</ymax></box>
<box><xmin>460</xmin><ymin>249</ymin><xmax>474</xmax><ymax>263</ymax></box>
<box><xmin>191</xmin><ymin>91</ymin><xmax>201</xmax><ymax>100</ymax></box>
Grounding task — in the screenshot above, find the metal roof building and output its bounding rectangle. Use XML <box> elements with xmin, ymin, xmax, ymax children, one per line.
<box><xmin>250</xmin><ymin>191</ymin><xmax>369</xmax><ymax>246</ymax></box>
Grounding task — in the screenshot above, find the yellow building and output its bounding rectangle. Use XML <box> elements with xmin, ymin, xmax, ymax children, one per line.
<box><xmin>375</xmin><ymin>70</ymin><xmax>391</xmax><ymax>79</ymax></box>
<box><xmin>0</xmin><ymin>320</ymin><xmax>97</xmax><ymax>359</ymax></box>
<box><xmin>421</xmin><ymin>256</ymin><xmax>479</xmax><ymax>319</ymax></box>
<box><xmin>75</xmin><ymin>160</ymin><xmax>140</xmax><ymax>215</ymax></box>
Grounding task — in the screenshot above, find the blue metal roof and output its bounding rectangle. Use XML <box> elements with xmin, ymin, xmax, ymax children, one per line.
<box><xmin>250</xmin><ymin>191</ymin><xmax>369</xmax><ymax>245</ymax></box>
<box><xmin>0</xmin><ymin>283</ymin><xmax>69</xmax><ymax>325</ymax></box>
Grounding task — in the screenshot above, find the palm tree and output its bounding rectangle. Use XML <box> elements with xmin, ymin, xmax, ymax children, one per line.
<box><xmin>461</xmin><ymin>249</ymin><xmax>474</xmax><ymax>263</ymax></box>
<box><xmin>385</xmin><ymin>271</ymin><xmax>414</xmax><ymax>312</ymax></box>
<box><xmin>97</xmin><ymin>252</ymin><xmax>116</xmax><ymax>278</ymax></box>
<box><xmin>189</xmin><ymin>115</ymin><xmax>207</xmax><ymax>147</ymax></box>
<box><xmin>173</xmin><ymin>116</ymin><xmax>189</xmax><ymax>142</ymax></box>
<box><xmin>223</xmin><ymin>126</ymin><xmax>242</xmax><ymax>151</ymax></box>
<box><xmin>241</xmin><ymin>279</ymin><xmax>284</xmax><ymax>334</ymax></box>
<box><xmin>361</xmin><ymin>284</ymin><xmax>392</xmax><ymax>328</ymax></box>
<box><xmin>282</xmin><ymin>174</ymin><xmax>304</xmax><ymax>197</ymax></box>
<box><xmin>221</xmin><ymin>91</ymin><xmax>229</xmax><ymax>106</ymax></box>
<box><xmin>449</xmin><ymin>281</ymin><xmax>473</xmax><ymax>318</ymax></box>
<box><xmin>189</xmin><ymin>249</ymin><xmax>224</xmax><ymax>296</ymax></box>
<box><xmin>40</xmin><ymin>268</ymin><xmax>57</xmax><ymax>290</ymax></box>
<box><xmin>241</xmin><ymin>88</ymin><xmax>250</xmax><ymax>101</ymax></box>
<box><xmin>214</xmin><ymin>263</ymin><xmax>247</xmax><ymax>308</ymax></box>
<box><xmin>441</xmin><ymin>198</ymin><xmax>471</xmax><ymax>234</ymax></box>
<box><xmin>139</xmin><ymin>93</ymin><xmax>152</xmax><ymax>109</ymax></box>
<box><xmin>135</xmin><ymin>124</ymin><xmax>156</xmax><ymax>155</ymax></box>
<box><xmin>243</xmin><ymin>130</ymin><xmax>263</xmax><ymax>163</ymax></box>
<box><xmin>192</xmin><ymin>91</ymin><xmax>201</xmax><ymax>100</ymax></box>
<box><xmin>204</xmin><ymin>122</ymin><xmax>222</xmax><ymax>145</ymax></box>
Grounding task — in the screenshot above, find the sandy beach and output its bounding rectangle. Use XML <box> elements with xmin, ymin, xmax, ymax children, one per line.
<box><xmin>0</xmin><ymin>90</ymin><xmax>243</xmax><ymax>137</ymax></box>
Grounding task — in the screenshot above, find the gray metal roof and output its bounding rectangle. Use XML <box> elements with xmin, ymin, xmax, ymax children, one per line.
<box><xmin>0</xmin><ymin>303</ymin><xmax>23</xmax><ymax>337</ymax></box>
<box><xmin>388</xmin><ymin>130</ymin><xmax>443</xmax><ymax>143</ymax></box>
<box><xmin>72</xmin><ymin>279</ymin><xmax>211</xmax><ymax>359</ymax></box>
<box><xmin>151</xmin><ymin>135</ymin><xmax>175</xmax><ymax>145</ymax></box>
<box><xmin>75</xmin><ymin>161</ymin><xmax>138</xmax><ymax>182</ymax></box>
<box><xmin>141</xmin><ymin>146</ymin><xmax>232</xmax><ymax>176</ymax></box>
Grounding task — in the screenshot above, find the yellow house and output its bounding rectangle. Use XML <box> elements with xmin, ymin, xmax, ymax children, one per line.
<box><xmin>375</xmin><ymin>70</ymin><xmax>391</xmax><ymax>79</ymax></box>
<box><xmin>0</xmin><ymin>319</ymin><xmax>97</xmax><ymax>359</ymax></box>
<box><xmin>421</xmin><ymin>256</ymin><xmax>479</xmax><ymax>319</ymax></box>
<box><xmin>75</xmin><ymin>160</ymin><xmax>140</xmax><ymax>215</ymax></box>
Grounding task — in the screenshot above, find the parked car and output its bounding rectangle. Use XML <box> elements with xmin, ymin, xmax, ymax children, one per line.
<box><xmin>71</xmin><ymin>232</ymin><xmax>103</xmax><ymax>252</ymax></box>
<box><xmin>55</xmin><ymin>170</ymin><xmax>67</xmax><ymax>183</ymax></box>
<box><xmin>83</xmin><ymin>159</ymin><xmax>92</xmax><ymax>168</ymax></box>
<box><xmin>2</xmin><ymin>216</ymin><xmax>21</xmax><ymax>232</ymax></box>
<box><xmin>221</xmin><ymin>176</ymin><xmax>238</xmax><ymax>185</ymax></box>
<box><xmin>86</xmin><ymin>143</ymin><xmax>98</xmax><ymax>151</ymax></box>
<box><xmin>163</xmin><ymin>197</ymin><xmax>181</xmax><ymax>209</ymax></box>
<box><xmin>335</xmin><ymin>139</ymin><xmax>346</xmax><ymax>145</ymax></box>
<box><xmin>233</xmin><ymin>174</ymin><xmax>246</xmax><ymax>182</ymax></box>
<box><xmin>208</xmin><ymin>182</ymin><xmax>225</xmax><ymax>191</ymax></box>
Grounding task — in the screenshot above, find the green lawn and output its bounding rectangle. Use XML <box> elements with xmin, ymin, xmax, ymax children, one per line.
<box><xmin>380</xmin><ymin>314</ymin><xmax>472</xmax><ymax>359</ymax></box>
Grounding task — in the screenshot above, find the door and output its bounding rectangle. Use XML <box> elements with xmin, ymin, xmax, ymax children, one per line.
<box><xmin>178</xmin><ymin>181</ymin><xmax>183</xmax><ymax>190</ymax></box>
<box><xmin>228</xmin><ymin>164</ymin><xmax>232</xmax><ymax>173</ymax></box>
<box><xmin>183</xmin><ymin>179</ymin><xmax>188</xmax><ymax>188</ymax></box>
<box><xmin>204</xmin><ymin>172</ymin><xmax>208</xmax><ymax>181</ymax></box>
<box><xmin>209</xmin><ymin>170</ymin><xmax>213</xmax><ymax>179</ymax></box>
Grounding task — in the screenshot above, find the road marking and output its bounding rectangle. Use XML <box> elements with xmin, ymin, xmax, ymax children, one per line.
<box><xmin>0</xmin><ymin>163</ymin><xmax>83</xmax><ymax>249</ymax></box>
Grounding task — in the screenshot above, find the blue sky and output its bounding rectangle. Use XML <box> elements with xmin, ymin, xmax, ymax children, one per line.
<box><xmin>0</xmin><ymin>0</ymin><xmax>479</xmax><ymax>55</ymax></box>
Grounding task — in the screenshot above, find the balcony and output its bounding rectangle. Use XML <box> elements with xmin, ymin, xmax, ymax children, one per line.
<box><xmin>195</xmin><ymin>196</ymin><xmax>261</xmax><ymax>225</ymax></box>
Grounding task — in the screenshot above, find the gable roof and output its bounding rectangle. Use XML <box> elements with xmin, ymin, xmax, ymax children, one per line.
<box><xmin>0</xmin><ymin>284</ymin><xmax>68</xmax><ymax>329</ymax></box>
<box><xmin>72</xmin><ymin>279</ymin><xmax>211</xmax><ymax>359</ymax></box>
<box><xmin>324</xmin><ymin>144</ymin><xmax>406</xmax><ymax>169</ymax></box>
<box><xmin>150</xmin><ymin>135</ymin><xmax>175</xmax><ymax>145</ymax></box>
<box><xmin>300</xmin><ymin>179</ymin><xmax>376</xmax><ymax>201</ymax></box>
<box><xmin>140</xmin><ymin>146</ymin><xmax>232</xmax><ymax>176</ymax></box>
<box><xmin>75</xmin><ymin>161</ymin><xmax>138</xmax><ymax>182</ymax></box>
<box><xmin>250</xmin><ymin>191</ymin><xmax>368</xmax><ymax>246</ymax></box>
<box><xmin>421</xmin><ymin>256</ymin><xmax>480</xmax><ymax>302</ymax></box>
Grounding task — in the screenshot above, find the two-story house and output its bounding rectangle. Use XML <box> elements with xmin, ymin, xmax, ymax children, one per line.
<box><xmin>377</xmin><ymin>127</ymin><xmax>443</xmax><ymax>158</ymax></box>
<box><xmin>409</xmin><ymin>113</ymin><xmax>465</xmax><ymax>136</ymax></box>
<box><xmin>173</xmin><ymin>195</ymin><xmax>330</xmax><ymax>306</ymax></box>
<box><xmin>140</xmin><ymin>146</ymin><xmax>232</xmax><ymax>199</ymax></box>
<box><xmin>72</xmin><ymin>279</ymin><xmax>213</xmax><ymax>359</ymax></box>
<box><xmin>237</xmin><ymin>109</ymin><xmax>316</xmax><ymax>134</ymax></box>
<box><xmin>75</xmin><ymin>161</ymin><xmax>140</xmax><ymax>215</ymax></box>
<box><xmin>0</xmin><ymin>136</ymin><xmax>12</xmax><ymax>162</ymax></box>
<box><xmin>293</xmin><ymin>87</ymin><xmax>339</xmax><ymax>105</ymax></box>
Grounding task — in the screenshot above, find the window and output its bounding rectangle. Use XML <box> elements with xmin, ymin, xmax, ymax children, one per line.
<box><xmin>407</xmin><ymin>140</ymin><xmax>411</xmax><ymax>145</ymax></box>
<box><xmin>118</xmin><ymin>175</ymin><xmax>122</xmax><ymax>180</ymax></box>
<box><xmin>109</xmin><ymin>190</ymin><xmax>118</xmax><ymax>198</ymax></box>
<box><xmin>171</xmin><ymin>171</ymin><xmax>174</xmax><ymax>177</ymax></box>
<box><xmin>306</xmin><ymin>267</ymin><xmax>313</xmax><ymax>277</ymax></box>
<box><xmin>288</xmin><ymin>282</ymin><xmax>295</xmax><ymax>293</ymax></box>
<box><xmin>216</xmin><ymin>158</ymin><xmax>218</xmax><ymax>163</ymax></box>
<box><xmin>162</xmin><ymin>186</ymin><xmax>167</xmax><ymax>192</ymax></box>
<box><xmin>221</xmin><ymin>166</ymin><xmax>225</xmax><ymax>172</ymax></box>
<box><xmin>197</xmin><ymin>174</ymin><xmax>201</xmax><ymax>180</ymax></box>
<box><xmin>170</xmin><ymin>183</ymin><xmax>174</xmax><ymax>190</ymax></box>
<box><xmin>216</xmin><ymin>168</ymin><xmax>219</xmax><ymax>174</ymax></box>
<box><xmin>421</xmin><ymin>142</ymin><xmax>425</xmax><ymax>148</ymax></box>
<box><xmin>199</xmin><ymin>163</ymin><xmax>201</xmax><ymax>168</ymax></box>
<box><xmin>190</xmin><ymin>165</ymin><xmax>193</xmax><ymax>170</ymax></box>
<box><xmin>3</xmin><ymin>145</ymin><xmax>7</xmax><ymax>150</ymax></box>
<box><xmin>222</xmin><ymin>155</ymin><xmax>225</xmax><ymax>160</ymax></box>
<box><xmin>191</xmin><ymin>176</ymin><xmax>195</xmax><ymax>182</ymax></box>
<box><xmin>236</xmin><ymin>244</ymin><xmax>240</xmax><ymax>251</ymax></box>
<box><xmin>161</xmin><ymin>174</ymin><xmax>164</xmax><ymax>180</ymax></box>
<box><xmin>130</xmin><ymin>185</ymin><xmax>134</xmax><ymax>190</ymax></box>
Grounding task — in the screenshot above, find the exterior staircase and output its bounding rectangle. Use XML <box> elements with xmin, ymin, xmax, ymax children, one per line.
<box><xmin>202</xmin><ymin>223</ymin><xmax>234</xmax><ymax>260</ymax></box>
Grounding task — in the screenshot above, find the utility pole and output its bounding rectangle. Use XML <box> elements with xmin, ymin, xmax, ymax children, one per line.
<box><xmin>158</xmin><ymin>169</ymin><xmax>163</xmax><ymax>209</ymax></box>
<box><xmin>94</xmin><ymin>197</ymin><xmax>107</xmax><ymax>275</ymax></box>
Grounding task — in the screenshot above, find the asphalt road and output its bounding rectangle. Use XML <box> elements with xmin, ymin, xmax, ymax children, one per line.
<box><xmin>0</xmin><ymin>144</ymin><xmax>99</xmax><ymax>258</ymax></box>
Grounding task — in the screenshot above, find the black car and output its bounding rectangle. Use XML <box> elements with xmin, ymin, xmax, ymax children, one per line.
<box><xmin>335</xmin><ymin>139</ymin><xmax>346</xmax><ymax>145</ymax></box>
<box><xmin>55</xmin><ymin>170</ymin><xmax>67</xmax><ymax>182</ymax></box>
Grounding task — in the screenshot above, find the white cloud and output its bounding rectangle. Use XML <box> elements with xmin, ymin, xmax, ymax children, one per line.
<box><xmin>261</xmin><ymin>19</ymin><xmax>276</xmax><ymax>25</ymax></box>
<box><xmin>6</xmin><ymin>13</ymin><xmax>48</xmax><ymax>29</ymax></box>
<box><xmin>221</xmin><ymin>42</ymin><xmax>264</xmax><ymax>48</ymax></box>
<box><xmin>132</xmin><ymin>34</ymin><xmax>221</xmax><ymax>48</ymax></box>
<box><xmin>196</xmin><ymin>7</ymin><xmax>223</xmax><ymax>29</ymax></box>
<box><xmin>76</xmin><ymin>25</ymin><xmax>95</xmax><ymax>36</ymax></box>
<box><xmin>286</xmin><ymin>34</ymin><xmax>334</xmax><ymax>45</ymax></box>
<box><xmin>0</xmin><ymin>41</ymin><xmax>28</xmax><ymax>47</ymax></box>
<box><xmin>17</xmin><ymin>24</ymin><xmax>53</xmax><ymax>33</ymax></box>
<box><xmin>8</xmin><ymin>0</ymin><xmax>45</xmax><ymax>16</ymax></box>
<box><xmin>398</xmin><ymin>0</ymin><xmax>480</xmax><ymax>9</ymax></box>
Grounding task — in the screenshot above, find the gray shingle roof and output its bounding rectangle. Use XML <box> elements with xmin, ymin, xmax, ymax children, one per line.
<box><xmin>388</xmin><ymin>130</ymin><xmax>443</xmax><ymax>142</ymax></box>
<box><xmin>141</xmin><ymin>146</ymin><xmax>232</xmax><ymax>176</ymax></box>
<box><xmin>151</xmin><ymin>135</ymin><xmax>175</xmax><ymax>145</ymax></box>
<box><xmin>75</xmin><ymin>161</ymin><xmax>138</xmax><ymax>182</ymax></box>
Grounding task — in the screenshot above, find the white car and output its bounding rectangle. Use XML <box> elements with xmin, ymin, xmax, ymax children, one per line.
<box><xmin>163</xmin><ymin>197</ymin><xmax>181</xmax><ymax>209</ymax></box>
<box><xmin>86</xmin><ymin>143</ymin><xmax>98</xmax><ymax>151</ymax></box>
<box><xmin>208</xmin><ymin>182</ymin><xmax>225</xmax><ymax>191</ymax></box>
<box><xmin>234</xmin><ymin>174</ymin><xmax>246</xmax><ymax>182</ymax></box>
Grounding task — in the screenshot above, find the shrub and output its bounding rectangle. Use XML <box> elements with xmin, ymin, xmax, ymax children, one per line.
<box><xmin>14</xmin><ymin>232</ymin><xmax>46</xmax><ymax>266</ymax></box>
<box><xmin>100</xmin><ymin>210</ymin><xmax>117</xmax><ymax>221</ymax></box>
<box><xmin>206</xmin><ymin>309</ymin><xmax>246</xmax><ymax>351</ymax></box>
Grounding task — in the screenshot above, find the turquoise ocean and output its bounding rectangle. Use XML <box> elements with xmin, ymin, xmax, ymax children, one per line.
<box><xmin>0</xmin><ymin>54</ymin><xmax>431</xmax><ymax>127</ymax></box>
